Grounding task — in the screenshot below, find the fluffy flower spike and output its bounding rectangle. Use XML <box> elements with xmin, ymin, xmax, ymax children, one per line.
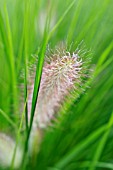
<box><xmin>0</xmin><ymin>133</ymin><xmax>22</xmax><ymax>168</ymax></box>
<box><xmin>28</xmin><ymin>42</ymin><xmax>91</xmax><ymax>129</ymax></box>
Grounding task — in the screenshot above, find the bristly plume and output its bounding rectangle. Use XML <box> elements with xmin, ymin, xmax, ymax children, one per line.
<box><xmin>0</xmin><ymin>133</ymin><xmax>22</xmax><ymax>168</ymax></box>
<box><xmin>28</xmin><ymin>42</ymin><xmax>91</xmax><ymax>129</ymax></box>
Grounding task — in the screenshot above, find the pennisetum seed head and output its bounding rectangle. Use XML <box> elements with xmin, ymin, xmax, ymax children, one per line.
<box><xmin>28</xmin><ymin>42</ymin><xmax>91</xmax><ymax>129</ymax></box>
<box><xmin>0</xmin><ymin>133</ymin><xmax>22</xmax><ymax>168</ymax></box>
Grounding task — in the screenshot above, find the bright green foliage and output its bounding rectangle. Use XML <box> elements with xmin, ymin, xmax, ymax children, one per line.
<box><xmin>0</xmin><ymin>0</ymin><xmax>113</xmax><ymax>170</ymax></box>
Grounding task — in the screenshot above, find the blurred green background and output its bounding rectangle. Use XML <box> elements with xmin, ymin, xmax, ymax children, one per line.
<box><xmin>0</xmin><ymin>0</ymin><xmax>113</xmax><ymax>169</ymax></box>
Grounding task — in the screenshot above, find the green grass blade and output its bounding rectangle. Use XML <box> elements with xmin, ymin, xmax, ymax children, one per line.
<box><xmin>23</xmin><ymin>0</ymin><xmax>30</xmax><ymax>132</ymax></box>
<box><xmin>67</xmin><ymin>0</ymin><xmax>83</xmax><ymax>45</ymax></box>
<box><xmin>96</xmin><ymin>41</ymin><xmax>113</xmax><ymax>70</ymax></box>
<box><xmin>54</xmin><ymin>124</ymin><xmax>110</xmax><ymax>169</ymax></box>
<box><xmin>0</xmin><ymin>109</ymin><xmax>17</xmax><ymax>129</ymax></box>
<box><xmin>49</xmin><ymin>0</ymin><xmax>76</xmax><ymax>39</ymax></box>
<box><xmin>10</xmin><ymin>101</ymin><xmax>27</xmax><ymax>170</ymax></box>
<box><xmin>89</xmin><ymin>112</ymin><xmax>113</xmax><ymax>170</ymax></box>
<box><xmin>3</xmin><ymin>3</ymin><xmax>18</xmax><ymax>115</ymax></box>
<box><xmin>62</xmin><ymin>161</ymin><xmax>113</xmax><ymax>170</ymax></box>
<box><xmin>21</xmin><ymin>18</ymin><xmax>50</xmax><ymax>169</ymax></box>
